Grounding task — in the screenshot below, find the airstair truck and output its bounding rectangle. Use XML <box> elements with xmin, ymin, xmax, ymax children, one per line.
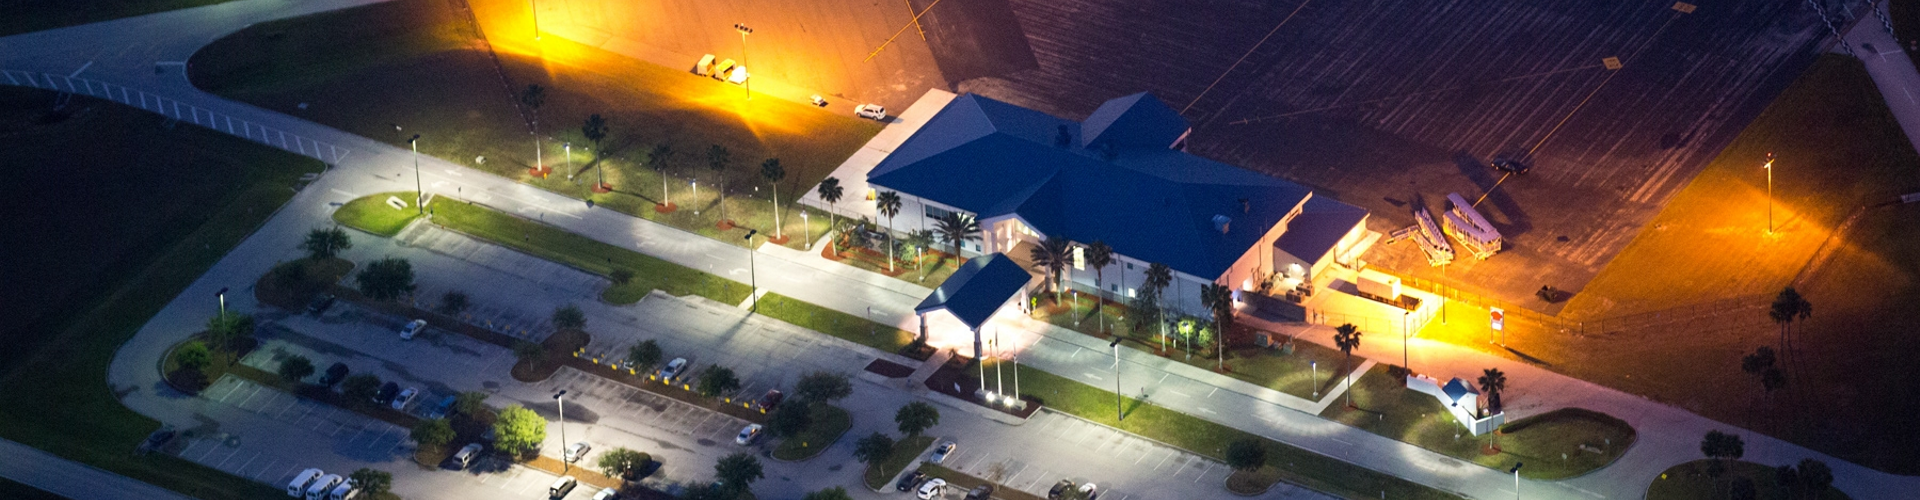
<box><xmin>1442</xmin><ymin>193</ymin><xmax>1502</xmax><ymax>260</ymax></box>
<box><xmin>1413</xmin><ymin>207</ymin><xmax>1455</xmax><ymax>267</ymax></box>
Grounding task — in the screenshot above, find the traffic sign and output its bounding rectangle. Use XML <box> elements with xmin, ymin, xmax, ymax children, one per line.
<box><xmin>1490</xmin><ymin>307</ymin><xmax>1505</xmax><ymax>331</ymax></box>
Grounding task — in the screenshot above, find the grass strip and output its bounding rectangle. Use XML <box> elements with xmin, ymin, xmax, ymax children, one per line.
<box><xmin>863</xmin><ymin>436</ymin><xmax>936</xmax><ymax>490</ymax></box>
<box><xmin>753</xmin><ymin>293</ymin><xmax>915</xmax><ymax>354</ymax></box>
<box><xmin>1014</xmin><ymin>364</ymin><xmax>1460</xmax><ymax>500</ymax></box>
<box><xmin>426</xmin><ymin>199</ymin><xmax>750</xmax><ymax>305</ymax></box>
<box><xmin>1647</xmin><ymin>459</ymin><xmax>1850</xmax><ymax>500</ymax></box>
<box><xmin>331</xmin><ymin>191</ymin><xmax>421</xmax><ymax>237</ymax></box>
<box><xmin>772</xmin><ymin>404</ymin><xmax>851</xmax><ymax>461</ymax></box>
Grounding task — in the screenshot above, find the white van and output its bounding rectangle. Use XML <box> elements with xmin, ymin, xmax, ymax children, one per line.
<box><xmin>327</xmin><ymin>480</ymin><xmax>359</xmax><ymax>500</ymax></box>
<box><xmin>549</xmin><ymin>476</ymin><xmax>578</xmax><ymax>499</ymax></box>
<box><xmin>287</xmin><ymin>468</ymin><xmax>325</xmax><ymax>497</ymax></box>
<box><xmin>450</xmin><ymin>442</ymin><xmax>484</xmax><ymax>470</ymax></box>
<box><xmin>305</xmin><ymin>474</ymin><xmax>344</xmax><ymax>500</ymax></box>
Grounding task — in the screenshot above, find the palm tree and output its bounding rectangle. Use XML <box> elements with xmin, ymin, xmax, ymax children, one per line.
<box><xmin>1143</xmin><ymin>263</ymin><xmax>1173</xmax><ymax>344</ymax></box>
<box><xmin>708</xmin><ymin>145</ymin><xmax>732</xmax><ymax>223</ymax></box>
<box><xmin>876</xmin><ymin>191</ymin><xmax>903</xmax><ymax>272</ymax></box>
<box><xmin>1029</xmin><ymin>236</ymin><xmax>1073</xmax><ymax>305</ymax></box>
<box><xmin>1333</xmin><ymin>323</ymin><xmax>1362</xmax><ymax>408</ymax></box>
<box><xmin>1200</xmin><ymin>283</ymin><xmax>1233</xmax><ymax>371</ymax></box>
<box><xmin>1086</xmin><ymin>241</ymin><xmax>1114</xmax><ymax>331</ymax></box>
<box><xmin>904</xmin><ymin>229</ymin><xmax>937</xmax><ymax>281</ymax></box>
<box><xmin>932</xmin><ymin>212</ymin><xmax>980</xmax><ymax>263</ymax></box>
<box><xmin>1768</xmin><ymin>287</ymin><xmax>1812</xmax><ymax>359</ymax></box>
<box><xmin>762</xmin><ymin>158</ymin><xmax>786</xmax><ymax>239</ymax></box>
<box><xmin>816</xmin><ymin>177</ymin><xmax>844</xmax><ymax>242</ymax></box>
<box><xmin>1477</xmin><ymin>367</ymin><xmax>1507</xmax><ymax>415</ymax></box>
<box><xmin>648</xmin><ymin>143</ymin><xmax>675</xmax><ymax>207</ymax></box>
<box><xmin>520</xmin><ymin>84</ymin><xmax>546</xmax><ymax>174</ymax></box>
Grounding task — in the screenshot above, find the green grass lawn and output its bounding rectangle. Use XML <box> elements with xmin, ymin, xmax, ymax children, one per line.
<box><xmin>187</xmin><ymin>0</ymin><xmax>878</xmax><ymax>252</ymax></box>
<box><xmin>1647</xmin><ymin>460</ymin><xmax>1850</xmax><ymax>500</ymax></box>
<box><xmin>771</xmin><ymin>404</ymin><xmax>852</xmax><ymax>461</ymax></box>
<box><xmin>0</xmin><ymin>87</ymin><xmax>322</xmax><ymax>500</ymax></box>
<box><xmin>1319</xmin><ymin>365</ymin><xmax>1634</xmax><ymax>479</ymax></box>
<box><xmin>0</xmin><ymin>0</ymin><xmax>245</xmax><ymax>37</ymax></box>
<box><xmin>424</xmin><ymin>198</ymin><xmax>750</xmax><ymax>305</ymax></box>
<box><xmin>1012</xmin><ymin>364</ymin><xmax>1459</xmax><ymax>499</ymax></box>
<box><xmin>1035</xmin><ymin>298</ymin><xmax>1355</xmax><ymax>401</ymax></box>
<box><xmin>331</xmin><ymin>191</ymin><xmax>422</xmax><ymax>236</ymax></box>
<box><xmin>0</xmin><ymin>478</ymin><xmax>65</xmax><ymax>500</ymax></box>
<box><xmin>753</xmin><ymin>293</ymin><xmax>915</xmax><ymax>354</ymax></box>
<box><xmin>864</xmin><ymin>435</ymin><xmax>937</xmax><ymax>490</ymax></box>
<box><xmin>827</xmin><ymin>245</ymin><xmax>962</xmax><ymax>288</ymax></box>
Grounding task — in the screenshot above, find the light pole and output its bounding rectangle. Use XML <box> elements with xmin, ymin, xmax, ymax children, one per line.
<box><xmin>553</xmin><ymin>390</ymin><xmax>568</xmax><ymax>472</ymax></box>
<box><xmin>1402</xmin><ymin>309</ymin><xmax>1410</xmax><ymax>374</ymax></box>
<box><xmin>691</xmin><ymin>180</ymin><xmax>699</xmax><ymax>215</ymax></box>
<box><xmin>1310</xmin><ymin>361</ymin><xmax>1319</xmax><ymax>398</ymax></box>
<box><xmin>1110</xmin><ymin>337</ymin><xmax>1123</xmax><ymax>421</ymax></box>
<box><xmin>1763</xmin><ymin>152</ymin><xmax>1775</xmax><ymax>234</ymax></box>
<box><xmin>410</xmin><ymin>135</ymin><xmax>423</xmax><ymax>215</ymax></box>
<box><xmin>564</xmin><ymin>141</ymin><xmax>573</xmax><ymax>180</ymax></box>
<box><xmin>215</xmin><ymin>286</ymin><xmax>229</xmax><ymax>318</ymax></box>
<box><xmin>801</xmin><ymin>211</ymin><xmax>811</xmax><ymax>250</ymax></box>
<box><xmin>529</xmin><ymin>0</ymin><xmax>540</xmax><ymax>40</ymax></box>
<box><xmin>743</xmin><ymin>230</ymin><xmax>759</xmax><ymax>312</ymax></box>
<box><xmin>733</xmin><ymin>23</ymin><xmax>754</xmax><ymax>100</ymax></box>
<box><xmin>1509</xmin><ymin>462</ymin><xmax>1523</xmax><ymax>500</ymax></box>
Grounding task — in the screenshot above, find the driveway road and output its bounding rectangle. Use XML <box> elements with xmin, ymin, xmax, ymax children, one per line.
<box><xmin>0</xmin><ymin>438</ymin><xmax>198</xmax><ymax>500</ymax></box>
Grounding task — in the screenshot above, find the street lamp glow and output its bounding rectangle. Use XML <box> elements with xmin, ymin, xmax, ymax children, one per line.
<box><xmin>410</xmin><ymin>134</ymin><xmax>423</xmax><ymax>215</ymax></box>
<box><xmin>801</xmin><ymin>211</ymin><xmax>811</xmax><ymax>250</ymax></box>
<box><xmin>733</xmin><ymin>23</ymin><xmax>754</xmax><ymax>101</ymax></box>
<box><xmin>1763</xmin><ymin>152</ymin><xmax>1775</xmax><ymax>235</ymax></box>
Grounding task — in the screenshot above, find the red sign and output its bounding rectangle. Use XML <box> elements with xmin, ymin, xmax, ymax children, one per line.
<box><xmin>1490</xmin><ymin>308</ymin><xmax>1505</xmax><ymax>331</ymax></box>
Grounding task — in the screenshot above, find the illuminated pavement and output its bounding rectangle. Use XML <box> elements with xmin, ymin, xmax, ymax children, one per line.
<box><xmin>0</xmin><ymin>1</ymin><xmax>1915</xmax><ymax>499</ymax></box>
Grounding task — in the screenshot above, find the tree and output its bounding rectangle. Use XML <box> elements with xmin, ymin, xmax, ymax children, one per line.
<box><xmin>581</xmin><ymin>114</ymin><xmax>608</xmax><ymax>159</ymax></box>
<box><xmin>493</xmin><ymin>404</ymin><xmax>548</xmax><ymax>457</ymax></box>
<box><xmin>1143</xmin><ymin>262</ymin><xmax>1174</xmax><ymax>344</ymax></box>
<box><xmin>626</xmin><ymin>340</ymin><xmax>662</xmax><ymax>370</ymax></box>
<box><xmin>513</xmin><ymin>340</ymin><xmax>546</xmax><ymax>364</ymax></box>
<box><xmin>762</xmin><ymin>158</ymin><xmax>787</xmax><ymax>238</ymax></box>
<box><xmin>932</xmin><ymin>212</ymin><xmax>980</xmax><ymax>263</ymax></box>
<box><xmin>1029</xmin><ymin>236</ymin><xmax>1073</xmax><ymax>304</ymax></box>
<box><xmin>341</xmin><ymin>374</ymin><xmax>382</xmax><ymax>404</ymax></box>
<box><xmin>1700</xmin><ymin>429</ymin><xmax>1745</xmax><ymax>466</ymax></box>
<box><xmin>708</xmin><ymin>144</ymin><xmax>733</xmax><ymax>222</ymax></box>
<box><xmin>903</xmin><ymin>229</ymin><xmax>937</xmax><ymax>279</ymax></box>
<box><xmin>1797</xmin><ymin>458</ymin><xmax>1833</xmax><ymax>495</ymax></box>
<box><xmin>802</xmin><ymin>486</ymin><xmax>854</xmax><ymax>500</ymax></box>
<box><xmin>437</xmin><ymin>291</ymin><xmax>471</xmax><ymax>315</ymax></box>
<box><xmin>355</xmin><ymin>257</ymin><xmax>416</xmax><ymax>301</ymax></box>
<box><xmin>1774</xmin><ymin>464</ymin><xmax>1799</xmax><ymax>495</ymax></box>
<box><xmin>1333</xmin><ymin>324</ymin><xmax>1362</xmax><ymax>408</ymax></box>
<box><xmin>852</xmin><ymin>432</ymin><xmax>894</xmax><ymax>465</ymax></box>
<box><xmin>713</xmin><ymin>452</ymin><xmax>764</xmax><ymax>495</ymax></box>
<box><xmin>1086</xmin><ymin>241</ymin><xmax>1114</xmax><ymax>330</ymax></box>
<box><xmin>348</xmin><ymin>468</ymin><xmax>392</xmax><ymax>497</ymax></box>
<box><xmin>278</xmin><ymin>355</ymin><xmax>316</xmax><ymax>383</ymax></box>
<box><xmin>204</xmin><ymin>311</ymin><xmax>255</xmax><ymax>352</ymax></box>
<box><xmin>609</xmin><ymin>269</ymin><xmax>634</xmax><ymax>285</ymax></box>
<box><xmin>698</xmin><ymin>366</ymin><xmax>742</xmax><ymax>397</ymax></box>
<box><xmin>1224</xmin><ymin>438</ymin><xmax>1267</xmax><ymax>471</ymax></box>
<box><xmin>1477</xmin><ymin>367</ymin><xmax>1508</xmax><ymax>416</ymax></box>
<box><xmin>551</xmin><ymin>303</ymin><xmax>587</xmax><ymax>331</ymax></box>
<box><xmin>894</xmin><ymin>401</ymin><xmax>940</xmax><ymax>436</ymax></box>
<box><xmin>649</xmin><ymin>142</ymin><xmax>676</xmax><ymax>205</ymax></box>
<box><xmin>411</xmin><ymin>418</ymin><xmax>455</xmax><ymax>448</ymax></box>
<box><xmin>597</xmin><ymin>447</ymin><xmax>651</xmax><ymax>479</ymax></box>
<box><xmin>767</xmin><ymin>404</ymin><xmax>813</xmax><ymax>438</ymax></box>
<box><xmin>1768</xmin><ymin>286</ymin><xmax>1812</xmax><ymax>357</ymax></box>
<box><xmin>793</xmin><ymin>371</ymin><xmax>853</xmax><ymax>403</ymax></box>
<box><xmin>301</xmin><ymin>226</ymin><xmax>352</xmax><ymax>260</ymax></box>
<box><xmin>684</xmin><ymin>484</ymin><xmax>730</xmax><ymax>500</ymax></box>
<box><xmin>174</xmin><ymin>342</ymin><xmax>211</xmax><ymax>372</ymax></box>
<box><xmin>816</xmin><ymin>177</ymin><xmax>844</xmax><ymax>236</ymax></box>
<box><xmin>1200</xmin><ymin>283</ymin><xmax>1234</xmax><ymax>369</ymax></box>
<box><xmin>876</xmin><ymin>190</ymin><xmax>903</xmax><ymax>272</ymax></box>
<box><xmin>521</xmin><ymin>84</ymin><xmax>547</xmax><ymax>172</ymax></box>
<box><xmin>453</xmin><ymin>391</ymin><xmax>490</xmax><ymax>417</ymax></box>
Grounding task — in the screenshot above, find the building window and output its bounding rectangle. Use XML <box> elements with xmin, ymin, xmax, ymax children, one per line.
<box><xmin>1126</xmin><ymin>262</ymin><xmax>1135</xmax><ymax>270</ymax></box>
<box><xmin>924</xmin><ymin>204</ymin><xmax>954</xmax><ymax>220</ymax></box>
<box><xmin>1127</xmin><ymin>287</ymin><xmax>1136</xmax><ymax>298</ymax></box>
<box><xmin>1110</xmin><ymin>284</ymin><xmax>1119</xmax><ymax>293</ymax></box>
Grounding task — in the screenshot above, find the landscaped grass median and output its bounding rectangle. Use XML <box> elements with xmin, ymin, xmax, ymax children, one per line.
<box><xmin>425</xmin><ymin>198</ymin><xmax>750</xmax><ymax>305</ymax></box>
<box><xmin>754</xmin><ymin>293</ymin><xmax>916</xmax><ymax>354</ymax></box>
<box><xmin>771</xmin><ymin>404</ymin><xmax>851</xmax><ymax>461</ymax></box>
<box><xmin>1647</xmin><ymin>460</ymin><xmax>1850</xmax><ymax>500</ymax></box>
<box><xmin>331</xmin><ymin>191</ymin><xmax>421</xmax><ymax>236</ymax></box>
<box><xmin>1013</xmin><ymin>364</ymin><xmax>1459</xmax><ymax>499</ymax></box>
<box><xmin>863</xmin><ymin>436</ymin><xmax>936</xmax><ymax>490</ymax></box>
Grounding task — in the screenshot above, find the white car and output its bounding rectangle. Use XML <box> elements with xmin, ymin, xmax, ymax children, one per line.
<box><xmin>593</xmin><ymin>487</ymin><xmax>620</xmax><ymax>500</ymax></box>
<box><xmin>735</xmin><ymin>424</ymin><xmax>763</xmax><ymax>445</ymax></box>
<box><xmin>930</xmin><ymin>441</ymin><xmax>956</xmax><ymax>464</ymax></box>
<box><xmin>855</xmin><ymin>104</ymin><xmax>887</xmax><ymax>121</ymax></box>
<box><xmin>1078</xmin><ymin>483</ymin><xmax>1099</xmax><ymax>500</ymax></box>
<box><xmin>658</xmin><ymin>358</ymin><xmax>689</xmax><ymax>381</ymax></box>
<box><xmin>399</xmin><ymin>319</ymin><xmax>427</xmax><ymax>340</ymax></box>
<box><xmin>390</xmin><ymin>388</ymin><xmax>418</xmax><ymax>410</ymax></box>
<box><xmin>564</xmin><ymin>442</ymin><xmax>591</xmax><ymax>463</ymax></box>
<box><xmin>916</xmin><ymin>478</ymin><xmax>947</xmax><ymax>500</ymax></box>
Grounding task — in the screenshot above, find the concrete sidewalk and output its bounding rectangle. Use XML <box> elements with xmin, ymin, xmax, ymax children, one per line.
<box><xmin>0</xmin><ymin>438</ymin><xmax>197</xmax><ymax>500</ymax></box>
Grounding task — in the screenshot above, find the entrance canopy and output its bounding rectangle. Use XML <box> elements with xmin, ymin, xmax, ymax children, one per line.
<box><xmin>915</xmin><ymin>253</ymin><xmax>1032</xmax><ymax>331</ymax></box>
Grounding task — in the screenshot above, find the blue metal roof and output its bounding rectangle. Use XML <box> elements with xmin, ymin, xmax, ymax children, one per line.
<box><xmin>1441</xmin><ymin>378</ymin><xmax>1478</xmax><ymax>406</ymax></box>
<box><xmin>869</xmin><ymin>93</ymin><xmax>1325</xmax><ymax>279</ymax></box>
<box><xmin>1275</xmin><ymin>197</ymin><xmax>1369</xmax><ymax>261</ymax></box>
<box><xmin>915</xmin><ymin>254</ymin><xmax>1034</xmax><ymax>331</ymax></box>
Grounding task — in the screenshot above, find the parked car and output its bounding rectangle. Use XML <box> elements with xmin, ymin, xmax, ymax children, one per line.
<box><xmin>930</xmin><ymin>442</ymin><xmax>955</xmax><ymax>464</ymax></box>
<box><xmin>287</xmin><ymin>468</ymin><xmax>326</xmax><ymax>497</ymax></box>
<box><xmin>1048</xmin><ymin>480</ymin><xmax>1075</xmax><ymax>500</ymax></box>
<box><xmin>564</xmin><ymin>442</ymin><xmax>591</xmax><ymax>463</ymax></box>
<box><xmin>896</xmin><ymin>470</ymin><xmax>928</xmax><ymax>492</ymax></box>
<box><xmin>427</xmin><ymin>395</ymin><xmax>457</xmax><ymax>419</ymax></box>
<box><xmin>855</xmin><ymin>104</ymin><xmax>887</xmax><ymax>121</ymax></box>
<box><xmin>1077</xmin><ymin>482</ymin><xmax>1099</xmax><ymax>500</ymax></box>
<box><xmin>966</xmin><ymin>484</ymin><xmax>994</xmax><ymax>500</ymax></box>
<box><xmin>548</xmin><ymin>476</ymin><xmax>578</xmax><ymax>499</ymax></box>
<box><xmin>142</xmin><ymin>427</ymin><xmax>176</xmax><ymax>451</ymax></box>
<box><xmin>735</xmin><ymin>424</ymin><xmax>763</xmax><ymax>445</ymax></box>
<box><xmin>915</xmin><ymin>478</ymin><xmax>947</xmax><ymax>500</ymax></box>
<box><xmin>449</xmin><ymin>443</ymin><xmax>484</xmax><ymax>470</ymax></box>
<box><xmin>318</xmin><ymin>363</ymin><xmax>349</xmax><ymax>386</ymax></box>
<box><xmin>593</xmin><ymin>487</ymin><xmax>619</xmax><ymax>500</ymax></box>
<box><xmin>306</xmin><ymin>294</ymin><xmax>337</xmax><ymax>315</ymax></box>
<box><xmin>391</xmin><ymin>388</ymin><xmax>419</xmax><ymax>410</ymax></box>
<box><xmin>375</xmin><ymin>382</ymin><xmax>400</xmax><ymax>404</ymax></box>
<box><xmin>657</xmin><ymin>358</ymin><xmax>689</xmax><ymax>381</ymax></box>
<box><xmin>1489</xmin><ymin>157</ymin><xmax>1531</xmax><ymax>175</ymax></box>
<box><xmin>754</xmin><ymin>390</ymin><xmax>784</xmax><ymax>411</ymax></box>
<box><xmin>399</xmin><ymin>319</ymin><xmax>427</xmax><ymax>340</ymax></box>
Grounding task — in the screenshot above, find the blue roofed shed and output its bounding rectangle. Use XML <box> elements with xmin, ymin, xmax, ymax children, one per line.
<box><xmin>915</xmin><ymin>254</ymin><xmax>1035</xmax><ymax>359</ymax></box>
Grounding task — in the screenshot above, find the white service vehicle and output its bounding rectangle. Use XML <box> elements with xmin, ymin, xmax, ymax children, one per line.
<box><xmin>855</xmin><ymin>104</ymin><xmax>887</xmax><ymax>121</ymax></box>
<box><xmin>287</xmin><ymin>469</ymin><xmax>325</xmax><ymax>497</ymax></box>
<box><xmin>1441</xmin><ymin>193</ymin><xmax>1502</xmax><ymax>260</ymax></box>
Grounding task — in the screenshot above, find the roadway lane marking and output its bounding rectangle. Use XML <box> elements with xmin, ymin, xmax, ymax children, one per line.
<box><xmin>1208</xmin><ymin>387</ymin><xmax>1219</xmax><ymax>397</ymax></box>
<box><xmin>1196</xmin><ymin>407</ymin><xmax>1217</xmax><ymax>414</ymax></box>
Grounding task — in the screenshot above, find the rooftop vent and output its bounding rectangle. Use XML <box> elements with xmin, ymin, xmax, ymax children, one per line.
<box><xmin>1212</xmin><ymin>214</ymin><xmax>1232</xmax><ymax>234</ymax></box>
<box><xmin>1055</xmin><ymin>125</ymin><xmax>1073</xmax><ymax>147</ymax></box>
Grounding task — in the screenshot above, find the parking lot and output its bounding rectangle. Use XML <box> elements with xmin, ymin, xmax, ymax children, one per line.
<box><xmin>930</xmin><ymin>411</ymin><xmax>1226</xmax><ymax>500</ymax></box>
<box><xmin>530</xmin><ymin>367</ymin><xmax>751</xmax><ymax>447</ymax></box>
<box><xmin>168</xmin><ymin>376</ymin><xmax>411</xmax><ymax>487</ymax></box>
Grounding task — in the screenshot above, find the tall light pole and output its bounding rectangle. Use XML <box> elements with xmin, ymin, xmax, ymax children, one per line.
<box><xmin>1310</xmin><ymin>360</ymin><xmax>1319</xmax><ymax>398</ymax></box>
<box><xmin>1402</xmin><ymin>309</ymin><xmax>1411</xmax><ymax>374</ymax></box>
<box><xmin>529</xmin><ymin>0</ymin><xmax>540</xmax><ymax>40</ymax></box>
<box><xmin>801</xmin><ymin>211</ymin><xmax>811</xmax><ymax>250</ymax></box>
<box><xmin>1763</xmin><ymin>152</ymin><xmax>1775</xmax><ymax>234</ymax></box>
<box><xmin>1509</xmin><ymin>462</ymin><xmax>1524</xmax><ymax>500</ymax></box>
<box><xmin>1110</xmin><ymin>337</ymin><xmax>1123</xmax><ymax>421</ymax></box>
<box><xmin>564</xmin><ymin>141</ymin><xmax>573</xmax><ymax>180</ymax></box>
<box><xmin>733</xmin><ymin>23</ymin><xmax>754</xmax><ymax>100</ymax></box>
<box><xmin>215</xmin><ymin>287</ymin><xmax>229</xmax><ymax>318</ymax></box>
<box><xmin>553</xmin><ymin>390</ymin><xmax>568</xmax><ymax>472</ymax></box>
<box><xmin>743</xmin><ymin>230</ymin><xmax>759</xmax><ymax>312</ymax></box>
<box><xmin>410</xmin><ymin>135</ymin><xmax>423</xmax><ymax>215</ymax></box>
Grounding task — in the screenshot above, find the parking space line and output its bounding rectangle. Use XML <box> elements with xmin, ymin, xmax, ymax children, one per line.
<box><xmin>1169</xmin><ymin>457</ymin><xmax>1190</xmax><ymax>477</ymax></box>
<box><xmin>252</xmin><ymin>458</ymin><xmax>281</xmax><ymax>479</ymax></box>
<box><xmin>234</xmin><ymin>384</ymin><xmax>264</xmax><ymax>409</ymax></box>
<box><xmin>1192</xmin><ymin>462</ymin><xmax>1213</xmax><ymax>483</ymax></box>
<box><xmin>1154</xmin><ymin>452</ymin><xmax>1172</xmax><ymax>470</ymax></box>
<box><xmin>196</xmin><ymin>441</ymin><xmax>222</xmax><ymax>461</ymax></box>
<box><xmin>176</xmin><ymin>439</ymin><xmax>205</xmax><ymax>458</ymax></box>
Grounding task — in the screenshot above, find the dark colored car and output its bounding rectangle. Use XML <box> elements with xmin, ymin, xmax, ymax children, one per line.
<box><xmin>966</xmin><ymin>485</ymin><xmax>994</xmax><ymax>500</ymax></box>
<box><xmin>1048</xmin><ymin>480</ymin><xmax>1075</xmax><ymax>500</ymax></box>
<box><xmin>755</xmin><ymin>390</ymin><xmax>784</xmax><ymax>411</ymax></box>
<box><xmin>896</xmin><ymin>470</ymin><xmax>928</xmax><ymax>492</ymax></box>
<box><xmin>318</xmin><ymin>363</ymin><xmax>350</xmax><ymax>386</ymax></box>
<box><xmin>1489</xmin><ymin>157</ymin><xmax>1531</xmax><ymax>175</ymax></box>
<box><xmin>306</xmin><ymin>294</ymin><xmax>337</xmax><ymax>314</ymax></box>
<box><xmin>375</xmin><ymin>382</ymin><xmax>401</xmax><ymax>404</ymax></box>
